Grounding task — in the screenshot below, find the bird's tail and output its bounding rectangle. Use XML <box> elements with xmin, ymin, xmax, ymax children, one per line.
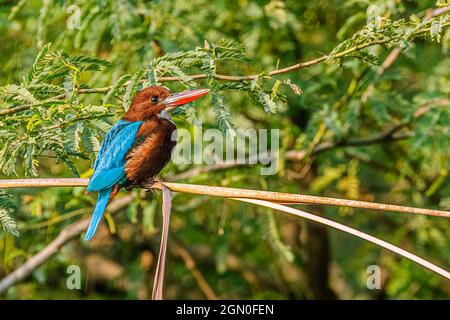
<box><xmin>85</xmin><ymin>187</ymin><xmax>112</xmax><ymax>241</ymax></box>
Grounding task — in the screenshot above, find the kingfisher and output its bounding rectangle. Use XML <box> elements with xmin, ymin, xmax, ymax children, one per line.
<box><xmin>85</xmin><ymin>86</ymin><xmax>209</xmax><ymax>240</ymax></box>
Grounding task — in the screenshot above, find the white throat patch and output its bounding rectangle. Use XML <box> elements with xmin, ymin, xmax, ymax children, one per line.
<box><xmin>159</xmin><ymin>109</ymin><xmax>175</xmax><ymax>124</ymax></box>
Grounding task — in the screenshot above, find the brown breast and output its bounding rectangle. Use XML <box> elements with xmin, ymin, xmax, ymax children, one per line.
<box><xmin>124</xmin><ymin>118</ymin><xmax>177</xmax><ymax>184</ymax></box>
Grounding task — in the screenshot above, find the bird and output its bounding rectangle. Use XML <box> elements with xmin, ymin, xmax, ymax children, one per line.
<box><xmin>84</xmin><ymin>85</ymin><xmax>209</xmax><ymax>241</ymax></box>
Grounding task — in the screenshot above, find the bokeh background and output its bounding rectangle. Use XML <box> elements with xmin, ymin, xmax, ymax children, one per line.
<box><xmin>0</xmin><ymin>0</ymin><xmax>449</xmax><ymax>299</ymax></box>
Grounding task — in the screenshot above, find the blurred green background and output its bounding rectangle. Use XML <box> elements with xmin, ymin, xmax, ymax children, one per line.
<box><xmin>0</xmin><ymin>0</ymin><xmax>449</xmax><ymax>299</ymax></box>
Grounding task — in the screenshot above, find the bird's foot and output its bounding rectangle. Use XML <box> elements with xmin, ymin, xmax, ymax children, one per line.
<box><xmin>142</xmin><ymin>177</ymin><xmax>161</xmax><ymax>189</ymax></box>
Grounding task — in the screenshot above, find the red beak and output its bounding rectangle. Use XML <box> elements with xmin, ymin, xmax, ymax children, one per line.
<box><xmin>162</xmin><ymin>88</ymin><xmax>210</xmax><ymax>108</ymax></box>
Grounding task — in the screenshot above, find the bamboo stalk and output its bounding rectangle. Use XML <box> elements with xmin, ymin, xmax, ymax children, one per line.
<box><xmin>0</xmin><ymin>178</ymin><xmax>449</xmax><ymax>218</ymax></box>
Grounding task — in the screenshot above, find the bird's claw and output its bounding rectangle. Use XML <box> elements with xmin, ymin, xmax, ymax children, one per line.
<box><xmin>142</xmin><ymin>177</ymin><xmax>161</xmax><ymax>189</ymax></box>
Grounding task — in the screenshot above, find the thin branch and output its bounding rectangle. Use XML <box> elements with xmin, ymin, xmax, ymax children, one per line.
<box><xmin>285</xmin><ymin>98</ymin><xmax>449</xmax><ymax>161</ymax></box>
<box><xmin>424</xmin><ymin>5</ymin><xmax>450</xmax><ymax>20</ymax></box>
<box><xmin>233</xmin><ymin>198</ymin><xmax>450</xmax><ymax>280</ymax></box>
<box><xmin>171</xmin><ymin>242</ymin><xmax>217</xmax><ymax>300</ymax></box>
<box><xmin>0</xmin><ymin>178</ymin><xmax>90</xmax><ymax>188</ymax></box>
<box><xmin>360</xmin><ymin>5</ymin><xmax>450</xmax><ymax>103</ymax></box>
<box><xmin>0</xmin><ymin>94</ymin><xmax>66</xmax><ymax>116</ymax></box>
<box><xmin>167</xmin><ymin>160</ymin><xmax>262</xmax><ymax>181</ymax></box>
<box><xmin>21</xmin><ymin>208</ymin><xmax>89</xmax><ymax>231</ymax></box>
<box><xmin>0</xmin><ymin>178</ymin><xmax>448</xmax><ymax>218</ymax></box>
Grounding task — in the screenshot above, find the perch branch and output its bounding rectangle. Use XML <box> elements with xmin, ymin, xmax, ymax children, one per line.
<box><xmin>159</xmin><ymin>182</ymin><xmax>450</xmax><ymax>218</ymax></box>
<box><xmin>0</xmin><ymin>178</ymin><xmax>449</xmax><ymax>218</ymax></box>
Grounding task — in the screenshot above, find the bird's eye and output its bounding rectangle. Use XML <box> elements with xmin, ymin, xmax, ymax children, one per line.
<box><xmin>151</xmin><ymin>96</ymin><xmax>158</xmax><ymax>103</ymax></box>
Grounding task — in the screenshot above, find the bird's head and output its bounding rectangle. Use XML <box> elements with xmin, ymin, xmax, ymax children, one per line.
<box><xmin>123</xmin><ymin>85</ymin><xmax>209</xmax><ymax>121</ymax></box>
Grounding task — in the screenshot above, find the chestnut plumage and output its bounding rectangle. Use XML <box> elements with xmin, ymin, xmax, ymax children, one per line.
<box><xmin>84</xmin><ymin>86</ymin><xmax>209</xmax><ymax>240</ymax></box>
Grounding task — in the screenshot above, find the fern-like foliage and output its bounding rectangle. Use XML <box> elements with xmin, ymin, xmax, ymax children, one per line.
<box><xmin>0</xmin><ymin>191</ymin><xmax>19</xmax><ymax>236</ymax></box>
<box><xmin>0</xmin><ymin>46</ymin><xmax>115</xmax><ymax>177</ymax></box>
<box><xmin>211</xmin><ymin>92</ymin><xmax>234</xmax><ymax>135</ymax></box>
<box><xmin>261</xmin><ymin>210</ymin><xmax>294</xmax><ymax>263</ymax></box>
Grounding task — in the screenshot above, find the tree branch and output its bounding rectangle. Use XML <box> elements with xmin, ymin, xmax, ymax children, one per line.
<box><xmin>285</xmin><ymin>98</ymin><xmax>449</xmax><ymax>161</ymax></box>
<box><xmin>0</xmin><ymin>179</ymin><xmax>448</xmax><ymax>218</ymax></box>
<box><xmin>171</xmin><ymin>242</ymin><xmax>217</xmax><ymax>300</ymax></box>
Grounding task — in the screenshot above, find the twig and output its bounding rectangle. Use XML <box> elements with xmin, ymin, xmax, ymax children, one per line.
<box><xmin>1</xmin><ymin>178</ymin><xmax>449</xmax><ymax>218</ymax></box>
<box><xmin>171</xmin><ymin>243</ymin><xmax>217</xmax><ymax>300</ymax></box>
<box><xmin>233</xmin><ymin>198</ymin><xmax>450</xmax><ymax>280</ymax></box>
<box><xmin>424</xmin><ymin>5</ymin><xmax>450</xmax><ymax>21</ymax></box>
<box><xmin>21</xmin><ymin>208</ymin><xmax>89</xmax><ymax>231</ymax></box>
<box><xmin>167</xmin><ymin>162</ymin><xmax>252</xmax><ymax>181</ymax></box>
<box><xmin>0</xmin><ymin>194</ymin><xmax>135</xmax><ymax>294</ymax></box>
<box><xmin>0</xmin><ymin>94</ymin><xmax>66</xmax><ymax>116</ymax></box>
<box><xmin>0</xmin><ymin>178</ymin><xmax>90</xmax><ymax>188</ymax></box>
<box><xmin>361</xmin><ymin>5</ymin><xmax>449</xmax><ymax>103</ymax></box>
<box><xmin>285</xmin><ymin>98</ymin><xmax>449</xmax><ymax>161</ymax></box>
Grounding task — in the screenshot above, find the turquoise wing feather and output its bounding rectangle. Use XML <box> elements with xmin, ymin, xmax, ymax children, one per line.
<box><xmin>87</xmin><ymin>119</ymin><xmax>143</xmax><ymax>191</ymax></box>
<box><xmin>85</xmin><ymin>119</ymin><xmax>143</xmax><ymax>240</ymax></box>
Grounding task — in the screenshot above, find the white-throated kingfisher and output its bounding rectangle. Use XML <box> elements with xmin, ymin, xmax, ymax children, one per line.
<box><xmin>85</xmin><ymin>86</ymin><xmax>209</xmax><ymax>240</ymax></box>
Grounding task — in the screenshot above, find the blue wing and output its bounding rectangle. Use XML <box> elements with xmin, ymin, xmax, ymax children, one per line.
<box><xmin>87</xmin><ymin>119</ymin><xmax>143</xmax><ymax>192</ymax></box>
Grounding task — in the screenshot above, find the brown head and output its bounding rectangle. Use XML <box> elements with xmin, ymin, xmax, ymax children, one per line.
<box><xmin>123</xmin><ymin>86</ymin><xmax>209</xmax><ymax>122</ymax></box>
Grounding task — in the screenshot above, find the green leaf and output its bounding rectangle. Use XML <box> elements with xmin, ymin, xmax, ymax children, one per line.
<box><xmin>82</xmin><ymin>127</ymin><xmax>101</xmax><ymax>155</ymax></box>
<box><xmin>123</xmin><ymin>69</ymin><xmax>145</xmax><ymax>111</ymax></box>
<box><xmin>212</xmin><ymin>92</ymin><xmax>234</xmax><ymax>135</ymax></box>
<box><xmin>6</xmin><ymin>85</ymin><xmax>38</xmax><ymax>104</ymax></box>
<box><xmin>0</xmin><ymin>191</ymin><xmax>19</xmax><ymax>236</ymax></box>
<box><xmin>28</xmin><ymin>83</ymin><xmax>65</xmax><ymax>97</ymax></box>
<box><xmin>261</xmin><ymin>210</ymin><xmax>294</xmax><ymax>263</ymax></box>
<box><xmin>24</xmin><ymin>143</ymin><xmax>38</xmax><ymax>177</ymax></box>
<box><xmin>103</xmin><ymin>74</ymin><xmax>132</xmax><ymax>104</ymax></box>
<box><xmin>257</xmin><ymin>91</ymin><xmax>278</xmax><ymax>114</ymax></box>
<box><xmin>27</xmin><ymin>43</ymin><xmax>52</xmax><ymax>83</ymax></box>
